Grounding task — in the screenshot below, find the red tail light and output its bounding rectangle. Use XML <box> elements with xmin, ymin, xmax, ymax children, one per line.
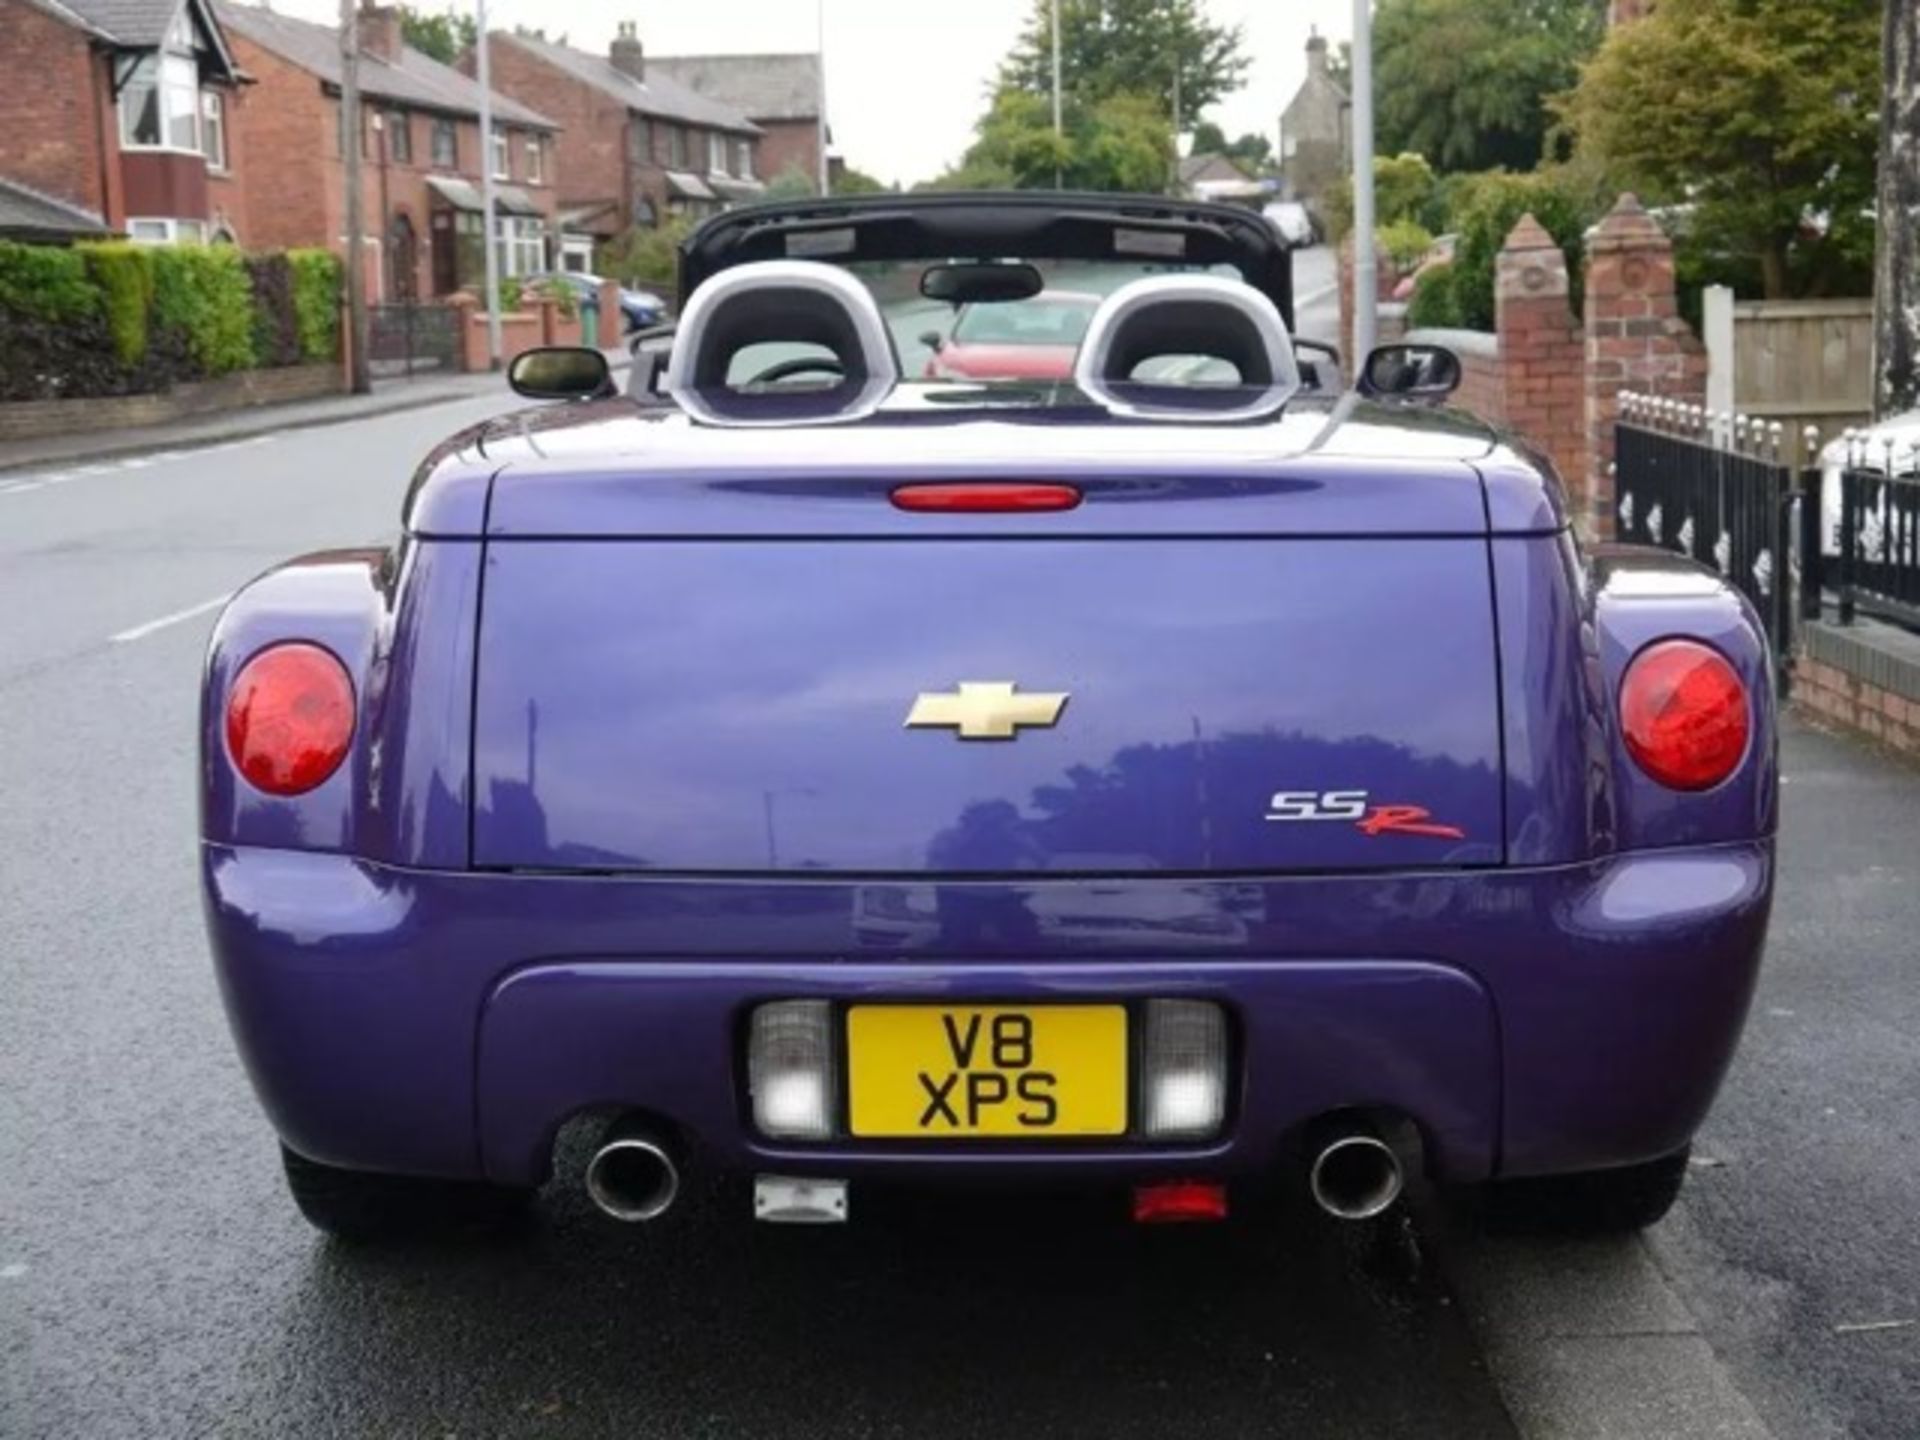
<box><xmin>225</xmin><ymin>642</ymin><xmax>356</xmax><ymax>796</ymax></box>
<box><xmin>1619</xmin><ymin>639</ymin><xmax>1750</xmax><ymax>791</ymax></box>
<box><xmin>890</xmin><ymin>482</ymin><xmax>1082</xmax><ymax>513</ymax></box>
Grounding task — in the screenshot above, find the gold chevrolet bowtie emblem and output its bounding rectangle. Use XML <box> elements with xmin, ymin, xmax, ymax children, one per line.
<box><xmin>904</xmin><ymin>682</ymin><xmax>1070</xmax><ymax>741</ymax></box>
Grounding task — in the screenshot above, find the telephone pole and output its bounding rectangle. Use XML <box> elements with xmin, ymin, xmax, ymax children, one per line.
<box><xmin>339</xmin><ymin>0</ymin><xmax>370</xmax><ymax>393</ymax></box>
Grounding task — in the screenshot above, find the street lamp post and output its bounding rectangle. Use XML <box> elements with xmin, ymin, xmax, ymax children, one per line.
<box><xmin>1051</xmin><ymin>0</ymin><xmax>1063</xmax><ymax>189</ymax></box>
<box><xmin>476</xmin><ymin>0</ymin><xmax>503</xmax><ymax>370</ymax></box>
<box><xmin>338</xmin><ymin>0</ymin><xmax>370</xmax><ymax>394</ymax></box>
<box><xmin>1349</xmin><ymin>0</ymin><xmax>1378</xmax><ymax>362</ymax></box>
<box><xmin>817</xmin><ymin>0</ymin><xmax>831</xmax><ymax>195</ymax></box>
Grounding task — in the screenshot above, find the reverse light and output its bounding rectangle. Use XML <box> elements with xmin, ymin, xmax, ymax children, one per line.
<box><xmin>1139</xmin><ymin>1000</ymin><xmax>1228</xmax><ymax>1141</ymax></box>
<box><xmin>224</xmin><ymin>642</ymin><xmax>355</xmax><ymax>797</ymax></box>
<box><xmin>890</xmin><ymin>482</ymin><xmax>1082</xmax><ymax>513</ymax></box>
<box><xmin>1619</xmin><ymin>639</ymin><xmax>1751</xmax><ymax>791</ymax></box>
<box><xmin>749</xmin><ymin>1001</ymin><xmax>838</xmax><ymax>1140</ymax></box>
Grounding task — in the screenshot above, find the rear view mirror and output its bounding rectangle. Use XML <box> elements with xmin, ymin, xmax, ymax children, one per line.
<box><xmin>508</xmin><ymin>346</ymin><xmax>614</xmax><ymax>401</ymax></box>
<box><xmin>1359</xmin><ymin>344</ymin><xmax>1461</xmax><ymax>400</ymax></box>
<box><xmin>920</xmin><ymin>262</ymin><xmax>1045</xmax><ymax>306</ymax></box>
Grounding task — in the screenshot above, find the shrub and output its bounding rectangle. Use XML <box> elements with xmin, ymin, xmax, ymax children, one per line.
<box><xmin>535</xmin><ymin>277</ymin><xmax>577</xmax><ymax>320</ymax></box>
<box><xmin>1406</xmin><ymin>261</ymin><xmax>1467</xmax><ymax>330</ymax></box>
<box><xmin>600</xmin><ymin>218</ymin><xmax>693</xmax><ymax>293</ymax></box>
<box><xmin>245</xmin><ymin>252</ymin><xmax>302</xmax><ymax>368</ymax></box>
<box><xmin>78</xmin><ymin>242</ymin><xmax>155</xmax><ymax>367</ymax></box>
<box><xmin>497</xmin><ymin>276</ymin><xmax>524</xmax><ymax>313</ymax></box>
<box><xmin>1322</xmin><ymin>152</ymin><xmax>1442</xmax><ymax>243</ymax></box>
<box><xmin>1440</xmin><ymin>171</ymin><xmax>1598</xmax><ymax>332</ymax></box>
<box><xmin>150</xmin><ymin>244</ymin><xmax>255</xmax><ymax>376</ymax></box>
<box><xmin>0</xmin><ymin>242</ymin><xmax>99</xmax><ymax>323</ymax></box>
<box><xmin>287</xmin><ymin>248</ymin><xmax>341</xmax><ymax>362</ymax></box>
<box><xmin>1376</xmin><ymin>218</ymin><xmax>1434</xmax><ymax>275</ymax></box>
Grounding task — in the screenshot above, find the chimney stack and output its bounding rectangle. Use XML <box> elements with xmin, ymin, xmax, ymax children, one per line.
<box><xmin>1305</xmin><ymin>27</ymin><xmax>1328</xmax><ymax>79</ymax></box>
<box><xmin>358</xmin><ymin>1</ymin><xmax>403</xmax><ymax>64</ymax></box>
<box><xmin>610</xmin><ymin>20</ymin><xmax>645</xmax><ymax>82</ymax></box>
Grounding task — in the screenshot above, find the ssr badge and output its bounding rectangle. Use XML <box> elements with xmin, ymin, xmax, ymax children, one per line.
<box><xmin>1265</xmin><ymin>789</ymin><xmax>1466</xmax><ymax>840</ymax></box>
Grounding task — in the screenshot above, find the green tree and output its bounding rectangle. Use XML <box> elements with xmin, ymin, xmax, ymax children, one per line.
<box><xmin>1373</xmin><ymin>0</ymin><xmax>1603</xmax><ymax>172</ymax></box>
<box><xmin>1190</xmin><ymin>121</ymin><xmax>1272</xmax><ymax>171</ymax></box>
<box><xmin>935</xmin><ymin>85</ymin><xmax>1171</xmax><ymax>193</ymax></box>
<box><xmin>1564</xmin><ymin>0</ymin><xmax>1879</xmax><ymax>299</ymax></box>
<box><xmin>1190</xmin><ymin>119</ymin><xmax>1229</xmax><ymax>155</ymax></box>
<box><xmin>832</xmin><ymin>166</ymin><xmax>893</xmax><ymax>195</ymax></box>
<box><xmin>998</xmin><ymin>0</ymin><xmax>1249</xmax><ymax>122</ymax></box>
<box><xmin>398</xmin><ymin>6</ymin><xmax>476</xmax><ymax>64</ymax></box>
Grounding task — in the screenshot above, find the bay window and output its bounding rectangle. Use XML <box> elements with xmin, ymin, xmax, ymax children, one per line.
<box><xmin>494</xmin><ymin>216</ymin><xmax>545</xmax><ymax>278</ymax></box>
<box><xmin>121</xmin><ymin>52</ymin><xmax>201</xmax><ymax>151</ymax></box>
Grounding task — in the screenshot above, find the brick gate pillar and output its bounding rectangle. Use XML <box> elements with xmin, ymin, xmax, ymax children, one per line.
<box><xmin>1583</xmin><ymin>193</ymin><xmax>1706</xmax><ymax>537</ymax></box>
<box><xmin>1494</xmin><ymin>213</ymin><xmax>1585</xmax><ymax>504</ymax></box>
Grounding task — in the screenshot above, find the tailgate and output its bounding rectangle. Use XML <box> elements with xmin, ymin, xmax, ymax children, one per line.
<box><xmin>471</xmin><ymin>538</ymin><xmax>1503</xmax><ymax>874</ymax></box>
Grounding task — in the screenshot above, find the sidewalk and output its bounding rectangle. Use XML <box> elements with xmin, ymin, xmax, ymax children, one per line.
<box><xmin>0</xmin><ymin>348</ymin><xmax>630</xmax><ymax>475</ymax></box>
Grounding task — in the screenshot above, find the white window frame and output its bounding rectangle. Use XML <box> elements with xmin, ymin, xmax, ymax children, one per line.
<box><xmin>491</xmin><ymin>129</ymin><xmax>510</xmax><ymax>181</ymax></box>
<box><xmin>707</xmin><ymin>131</ymin><xmax>727</xmax><ymax>177</ymax></box>
<box><xmin>120</xmin><ymin>50</ymin><xmax>203</xmax><ymax>154</ymax></box>
<box><xmin>201</xmin><ymin>90</ymin><xmax>227</xmax><ymax>171</ymax></box>
<box><xmin>493</xmin><ymin>215</ymin><xmax>545</xmax><ymax>279</ymax></box>
<box><xmin>525</xmin><ymin>135</ymin><xmax>544</xmax><ymax>185</ymax></box>
<box><xmin>126</xmin><ymin>217</ymin><xmax>208</xmax><ymax>245</ymax></box>
<box><xmin>734</xmin><ymin>139</ymin><xmax>753</xmax><ymax>179</ymax></box>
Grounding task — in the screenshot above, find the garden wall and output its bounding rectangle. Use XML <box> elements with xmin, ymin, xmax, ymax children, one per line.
<box><xmin>0</xmin><ymin>363</ymin><xmax>342</xmax><ymax>442</ymax></box>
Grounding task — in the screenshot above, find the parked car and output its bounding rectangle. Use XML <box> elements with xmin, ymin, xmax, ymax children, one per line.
<box><xmin>921</xmin><ymin>289</ymin><xmax>1101</xmax><ymax>381</ymax></box>
<box><xmin>1262</xmin><ymin>200</ymin><xmax>1316</xmax><ymax>248</ymax></box>
<box><xmin>526</xmin><ymin>270</ymin><xmax>667</xmax><ymax>332</ymax></box>
<box><xmin>203</xmin><ymin>191</ymin><xmax>1775</xmax><ymax>1244</ymax></box>
<box><xmin>1818</xmin><ymin>409</ymin><xmax>1919</xmax><ymax>556</ymax></box>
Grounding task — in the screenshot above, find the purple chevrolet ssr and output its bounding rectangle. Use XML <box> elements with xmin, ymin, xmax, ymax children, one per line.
<box><xmin>201</xmin><ymin>194</ymin><xmax>1774</xmax><ymax>1241</ymax></box>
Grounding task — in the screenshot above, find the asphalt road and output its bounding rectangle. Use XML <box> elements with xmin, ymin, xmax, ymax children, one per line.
<box><xmin>0</xmin><ymin>384</ymin><xmax>1516</xmax><ymax>1439</ymax></box>
<box><xmin>3</xmin><ymin>341</ymin><xmax>1915</xmax><ymax>1439</ymax></box>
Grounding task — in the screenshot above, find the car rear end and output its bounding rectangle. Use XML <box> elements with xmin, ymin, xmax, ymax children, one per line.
<box><xmin>201</xmin><ymin>409</ymin><xmax>1775</xmax><ymax>1233</ymax></box>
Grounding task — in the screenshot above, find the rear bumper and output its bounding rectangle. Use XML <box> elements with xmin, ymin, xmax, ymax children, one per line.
<box><xmin>203</xmin><ymin>842</ymin><xmax>1772</xmax><ymax>1189</ymax></box>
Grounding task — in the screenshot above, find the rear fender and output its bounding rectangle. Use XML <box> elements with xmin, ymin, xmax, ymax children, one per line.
<box><xmin>1589</xmin><ymin>543</ymin><xmax>1779</xmax><ymax>851</ymax></box>
<box><xmin>200</xmin><ymin>540</ymin><xmax>481</xmax><ymax>866</ymax></box>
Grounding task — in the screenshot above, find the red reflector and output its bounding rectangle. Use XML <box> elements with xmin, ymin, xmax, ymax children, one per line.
<box><xmin>1132</xmin><ymin>1181</ymin><xmax>1229</xmax><ymax>1224</ymax></box>
<box><xmin>225</xmin><ymin>642</ymin><xmax>356</xmax><ymax>797</ymax></box>
<box><xmin>1620</xmin><ymin>639</ymin><xmax>1750</xmax><ymax>791</ymax></box>
<box><xmin>890</xmin><ymin>482</ymin><xmax>1082</xmax><ymax>513</ymax></box>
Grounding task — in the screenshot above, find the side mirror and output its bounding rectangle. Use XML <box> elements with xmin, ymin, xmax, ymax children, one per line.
<box><xmin>1359</xmin><ymin>343</ymin><xmax>1461</xmax><ymax>400</ymax></box>
<box><xmin>507</xmin><ymin>345</ymin><xmax>613</xmax><ymax>401</ymax></box>
<box><xmin>918</xmin><ymin>330</ymin><xmax>945</xmax><ymax>353</ymax></box>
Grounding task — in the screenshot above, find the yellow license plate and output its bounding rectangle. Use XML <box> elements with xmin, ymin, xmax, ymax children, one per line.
<box><xmin>846</xmin><ymin>1005</ymin><xmax>1128</xmax><ymax>1138</ymax></box>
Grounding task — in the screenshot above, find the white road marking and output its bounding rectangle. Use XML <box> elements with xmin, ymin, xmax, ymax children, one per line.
<box><xmin>110</xmin><ymin>594</ymin><xmax>230</xmax><ymax>644</ymax></box>
<box><xmin>0</xmin><ymin>432</ymin><xmax>280</xmax><ymax>495</ymax></box>
<box><xmin>0</xmin><ymin>1263</ymin><xmax>26</xmax><ymax>1280</ymax></box>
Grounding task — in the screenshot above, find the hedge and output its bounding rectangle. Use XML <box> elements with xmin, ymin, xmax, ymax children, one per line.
<box><xmin>0</xmin><ymin>238</ymin><xmax>342</xmax><ymax>402</ymax></box>
<box><xmin>150</xmin><ymin>245</ymin><xmax>256</xmax><ymax>375</ymax></box>
<box><xmin>288</xmin><ymin>249</ymin><xmax>341</xmax><ymax>362</ymax></box>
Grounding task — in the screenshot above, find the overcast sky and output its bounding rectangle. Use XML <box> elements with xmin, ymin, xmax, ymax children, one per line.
<box><xmin>270</xmin><ymin>0</ymin><xmax>1353</xmax><ymax>184</ymax></box>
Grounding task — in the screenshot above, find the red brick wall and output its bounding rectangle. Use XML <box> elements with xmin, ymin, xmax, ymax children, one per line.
<box><xmin>753</xmin><ymin>118</ymin><xmax>819</xmax><ymax>188</ymax></box>
<box><xmin>1797</xmin><ymin>658</ymin><xmax>1920</xmax><ymax>760</ymax></box>
<box><xmin>473</xmin><ymin>38</ymin><xmax>632</xmax><ymax>231</ymax></box>
<box><xmin>1494</xmin><ymin>215</ymin><xmax>1586</xmax><ymax>493</ymax></box>
<box><xmin>0</xmin><ymin>1</ymin><xmax>110</xmax><ymax>218</ymax></box>
<box><xmin>223</xmin><ymin>35</ymin><xmax>332</xmax><ymax>254</ymax></box>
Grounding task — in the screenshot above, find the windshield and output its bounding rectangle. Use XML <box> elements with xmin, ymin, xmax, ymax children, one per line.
<box><xmin>951</xmin><ymin>295</ymin><xmax>1097</xmax><ymax>347</ymax></box>
<box><xmin>722</xmin><ymin>258</ymin><xmax>1248</xmax><ymax>389</ymax></box>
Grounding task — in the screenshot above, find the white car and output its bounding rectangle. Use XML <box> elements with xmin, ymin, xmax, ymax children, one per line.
<box><xmin>1817</xmin><ymin>411</ymin><xmax>1918</xmax><ymax>556</ymax></box>
<box><xmin>1263</xmin><ymin>201</ymin><xmax>1316</xmax><ymax>248</ymax></box>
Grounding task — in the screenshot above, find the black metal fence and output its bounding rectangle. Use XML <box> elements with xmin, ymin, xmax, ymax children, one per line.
<box><xmin>1612</xmin><ymin>393</ymin><xmax>1811</xmax><ymax>690</ymax></box>
<box><xmin>368</xmin><ymin>302</ymin><xmax>461</xmax><ymax>377</ymax></box>
<box><xmin>1833</xmin><ymin>445</ymin><xmax>1920</xmax><ymax>632</ymax></box>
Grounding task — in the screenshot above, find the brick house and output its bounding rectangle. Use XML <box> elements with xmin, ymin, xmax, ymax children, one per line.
<box><xmin>471</xmin><ymin>26</ymin><xmax>762</xmax><ymax>269</ymax></box>
<box><xmin>216</xmin><ymin>1</ymin><xmax>559</xmax><ymax>302</ymax></box>
<box><xmin>0</xmin><ymin>0</ymin><xmax>243</xmax><ymax>242</ymax></box>
<box><xmin>649</xmin><ymin>53</ymin><xmax>823</xmax><ymax>194</ymax></box>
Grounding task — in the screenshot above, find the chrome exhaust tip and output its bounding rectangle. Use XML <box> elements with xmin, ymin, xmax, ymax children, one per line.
<box><xmin>1308</xmin><ymin>1132</ymin><xmax>1405</xmax><ymax>1221</ymax></box>
<box><xmin>585</xmin><ymin>1123</ymin><xmax>681</xmax><ymax>1223</ymax></box>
